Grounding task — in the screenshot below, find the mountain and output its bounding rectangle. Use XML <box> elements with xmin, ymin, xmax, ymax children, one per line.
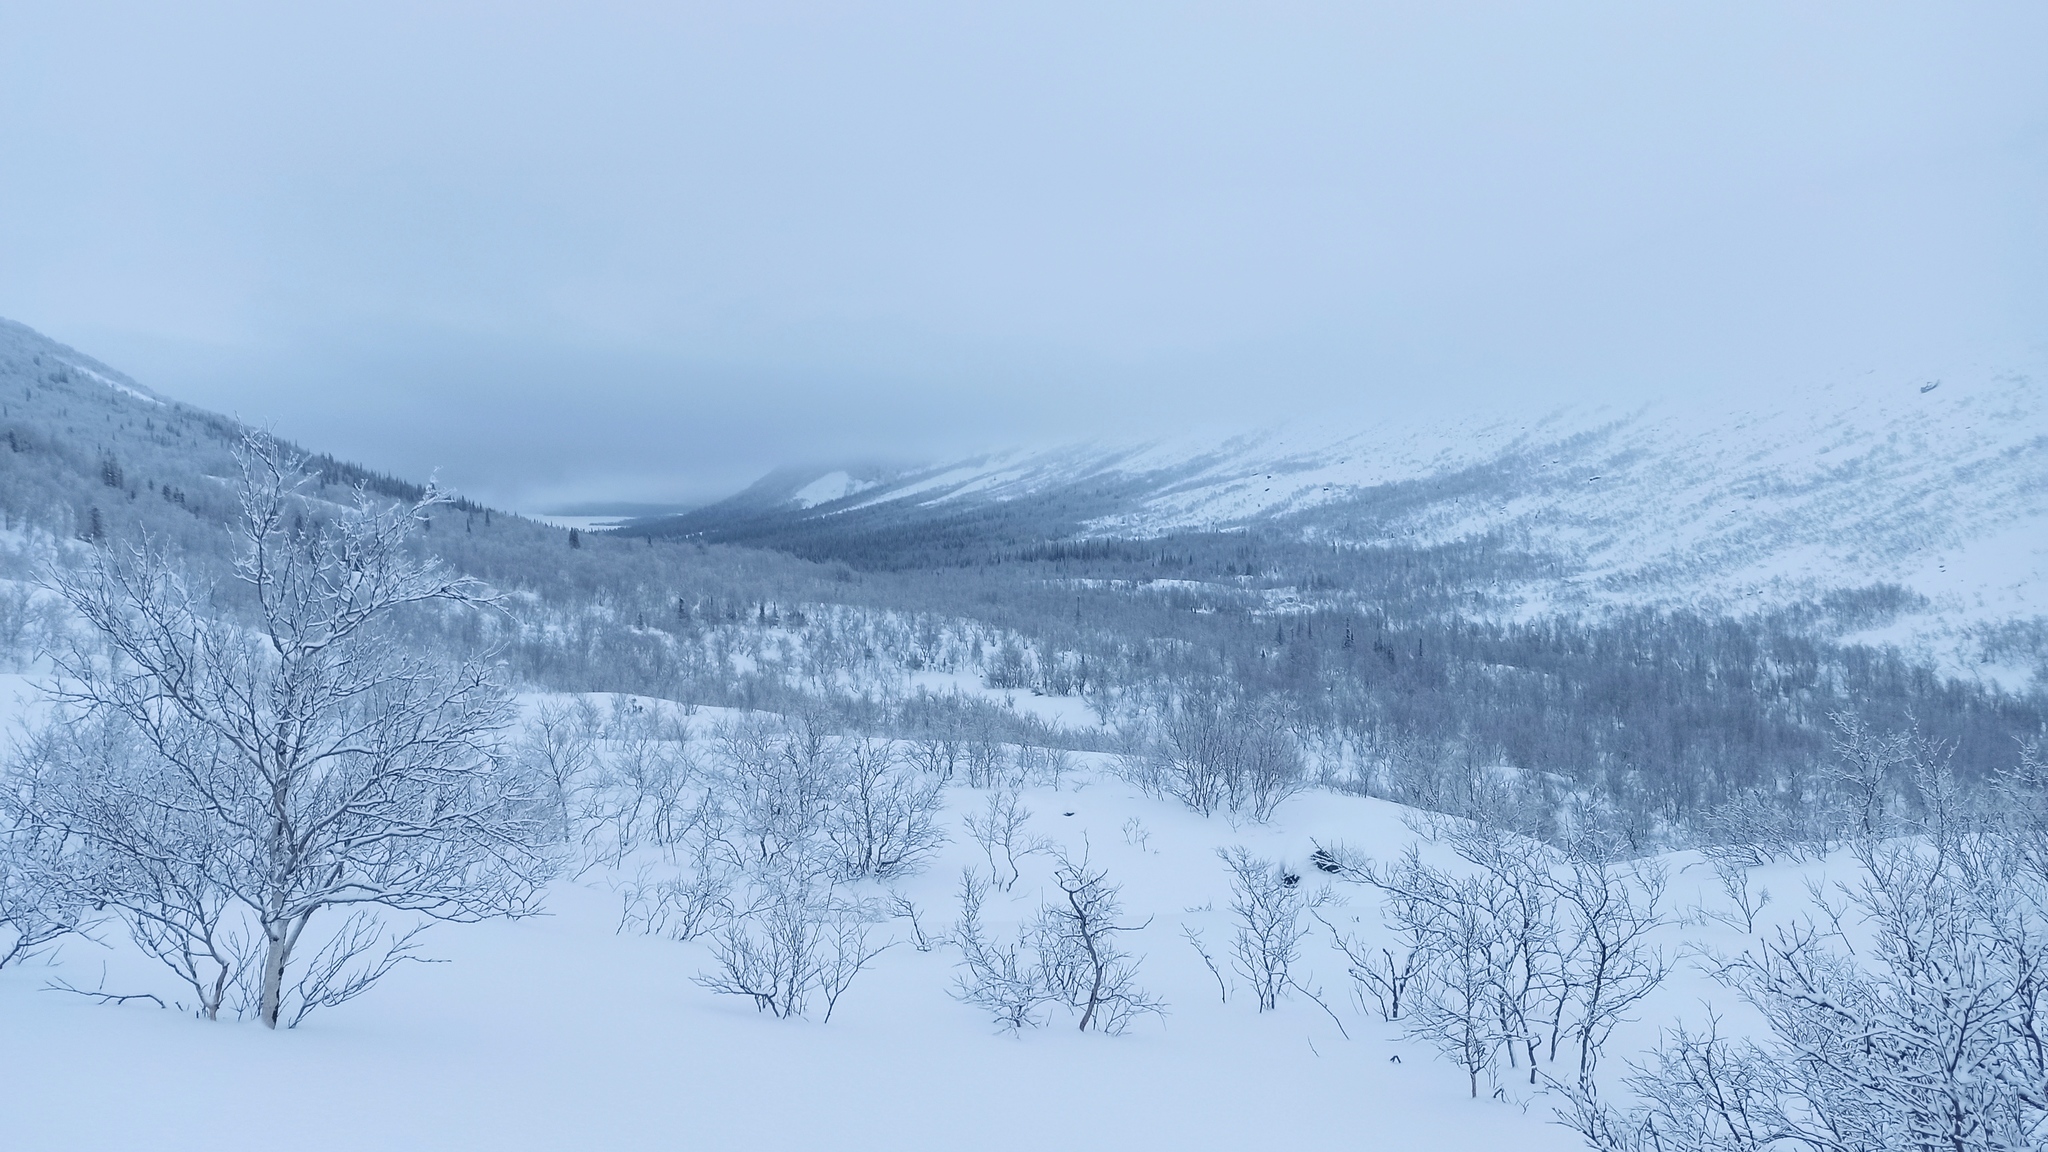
<box><xmin>0</xmin><ymin>317</ymin><xmax>467</xmax><ymax>558</ymax></box>
<box><xmin>1</xmin><ymin>311</ymin><xmax>2038</xmax><ymax>795</ymax></box>
<box><xmin>634</xmin><ymin>369</ymin><xmax>2047</xmax><ymax>682</ymax></box>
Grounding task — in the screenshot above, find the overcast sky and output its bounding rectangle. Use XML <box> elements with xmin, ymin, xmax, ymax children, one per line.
<box><xmin>3</xmin><ymin>3</ymin><xmax>2043</xmax><ymax>509</ymax></box>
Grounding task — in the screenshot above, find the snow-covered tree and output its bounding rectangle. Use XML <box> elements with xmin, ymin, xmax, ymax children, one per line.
<box><xmin>1566</xmin><ymin>831</ymin><xmax>2048</xmax><ymax>1152</ymax></box>
<box><xmin>1220</xmin><ymin>847</ymin><xmax>1308</xmax><ymax>1012</ymax></box>
<box><xmin>1334</xmin><ymin>819</ymin><xmax>1666</xmax><ymax>1099</ymax></box>
<box><xmin>22</xmin><ymin>431</ymin><xmax>554</xmax><ymax>1027</ymax></box>
<box><xmin>826</xmin><ymin>737</ymin><xmax>945</xmax><ymax>880</ymax></box>
<box><xmin>0</xmin><ymin>803</ymin><xmax>85</xmax><ymax>970</ymax></box>
<box><xmin>950</xmin><ymin>850</ymin><xmax>1164</xmax><ymax>1035</ymax></box>
<box><xmin>1040</xmin><ymin>849</ymin><xmax>1164</xmax><ymax>1033</ymax></box>
<box><xmin>694</xmin><ymin>870</ymin><xmax>887</xmax><ymax>1022</ymax></box>
<box><xmin>1120</xmin><ymin>688</ymin><xmax>1306</xmax><ymax>822</ymax></box>
<box><xmin>963</xmin><ymin>785</ymin><xmax>1050</xmax><ymax>892</ymax></box>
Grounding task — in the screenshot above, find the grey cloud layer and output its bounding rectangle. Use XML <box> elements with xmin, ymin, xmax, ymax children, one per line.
<box><xmin>3</xmin><ymin>2</ymin><xmax>2042</xmax><ymax>507</ymax></box>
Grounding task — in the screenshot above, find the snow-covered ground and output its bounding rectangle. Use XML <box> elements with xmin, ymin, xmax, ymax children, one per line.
<box><xmin>0</xmin><ymin>711</ymin><xmax>1555</xmax><ymax>1150</ymax></box>
<box><xmin>517</xmin><ymin>513</ymin><xmax>628</xmax><ymax>532</ymax></box>
<box><xmin>903</xmin><ymin>668</ymin><xmax>1102</xmax><ymax>730</ymax></box>
<box><xmin>790</xmin><ymin>470</ymin><xmax>880</xmax><ymax>508</ymax></box>
<box><xmin>0</xmin><ymin>683</ymin><xmax>1898</xmax><ymax>1152</ymax></box>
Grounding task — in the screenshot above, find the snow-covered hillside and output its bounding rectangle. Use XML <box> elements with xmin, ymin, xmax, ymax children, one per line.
<box><xmin>5</xmin><ymin>680</ymin><xmax>2011</xmax><ymax>1152</ymax></box>
<box><xmin>0</xmin><ymin>685</ymin><xmax>1548</xmax><ymax>1152</ymax></box>
<box><xmin>668</xmin><ymin>369</ymin><xmax>2046</xmax><ymax>678</ymax></box>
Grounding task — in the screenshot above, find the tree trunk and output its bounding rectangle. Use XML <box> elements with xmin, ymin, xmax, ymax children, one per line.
<box><xmin>259</xmin><ymin>911</ymin><xmax>310</xmax><ymax>1029</ymax></box>
<box><xmin>259</xmin><ymin>934</ymin><xmax>287</xmax><ymax>1028</ymax></box>
<box><xmin>204</xmin><ymin>961</ymin><xmax>229</xmax><ymax>1022</ymax></box>
<box><xmin>1075</xmin><ymin>900</ymin><xmax>1104</xmax><ymax>1032</ymax></box>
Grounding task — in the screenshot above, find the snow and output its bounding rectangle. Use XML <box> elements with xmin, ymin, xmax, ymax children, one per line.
<box><xmin>840</xmin><ymin>464</ymin><xmax>993</xmax><ymax>510</ymax></box>
<box><xmin>0</xmin><ymin>893</ymin><xmax>1563</xmax><ymax>1150</ymax></box>
<box><xmin>789</xmin><ymin>470</ymin><xmax>879</xmax><ymax>508</ymax></box>
<box><xmin>903</xmin><ymin>668</ymin><xmax>1102</xmax><ymax>730</ymax></box>
<box><xmin>1091</xmin><ymin>373</ymin><xmax>2047</xmax><ymax>634</ymax></box>
<box><xmin>0</xmin><ymin>686</ymin><xmax>1598</xmax><ymax>1152</ymax></box>
<box><xmin>0</xmin><ymin>681</ymin><xmax>2013</xmax><ymax>1150</ymax></box>
<box><xmin>519</xmin><ymin>513</ymin><xmax>624</xmax><ymax>531</ymax></box>
<box><xmin>60</xmin><ymin>360</ymin><xmax>165</xmax><ymax>406</ymax></box>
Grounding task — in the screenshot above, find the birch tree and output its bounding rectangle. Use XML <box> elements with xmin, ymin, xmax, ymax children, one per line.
<box><xmin>29</xmin><ymin>431</ymin><xmax>553</xmax><ymax>1027</ymax></box>
<box><xmin>1040</xmin><ymin>849</ymin><xmax>1164</xmax><ymax>1033</ymax></box>
<box><xmin>1221</xmin><ymin>847</ymin><xmax>1308</xmax><ymax>1012</ymax></box>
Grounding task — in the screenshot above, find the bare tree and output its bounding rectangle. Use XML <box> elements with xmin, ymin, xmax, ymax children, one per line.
<box><xmin>1826</xmin><ymin>712</ymin><xmax>1915</xmax><ymax>839</ymax></box>
<box><xmin>1121</xmin><ymin>689</ymin><xmax>1305</xmax><ymax>822</ymax></box>
<box><xmin>1230</xmin><ymin>714</ymin><xmax>1310</xmax><ymax>823</ymax></box>
<box><xmin>1568</xmin><ymin>833</ymin><xmax>2048</xmax><ymax>1152</ymax></box>
<box><xmin>1696</xmin><ymin>855</ymin><xmax>1771</xmax><ymax>935</ymax></box>
<box><xmin>1354</xmin><ymin>837</ymin><xmax>1550</xmax><ymax>1092</ymax></box>
<box><xmin>1696</xmin><ymin>788</ymin><xmax>1833</xmax><ymax>867</ymax></box>
<box><xmin>1570</xmin><ymin>733</ymin><xmax>2047</xmax><ymax>1152</ymax></box>
<box><xmin>276</xmin><ymin>913</ymin><xmax>433</xmax><ymax>1029</ymax></box>
<box><xmin>16</xmin><ymin>707</ymin><xmax>259</xmax><ymax>1018</ymax></box>
<box><xmin>950</xmin><ymin>852</ymin><xmax>1165</xmax><ymax>1035</ymax></box>
<box><xmin>1220</xmin><ymin>847</ymin><xmax>1308</xmax><ymax>1011</ymax></box>
<box><xmin>1328</xmin><ymin>816</ymin><xmax>1666</xmax><ymax>1099</ymax></box>
<box><xmin>1557</xmin><ymin>1015</ymin><xmax>1779</xmax><ymax>1152</ymax></box>
<box><xmin>888</xmin><ymin>890</ymin><xmax>945</xmax><ymax>953</ymax></box>
<box><xmin>1121</xmin><ymin>816</ymin><xmax>1153</xmax><ymax>852</ymax></box>
<box><xmin>578</xmin><ymin>698</ymin><xmax>698</xmax><ymax>866</ymax></box>
<box><xmin>827</xmin><ymin>737</ymin><xmax>945</xmax><ymax>879</ymax></box>
<box><xmin>1182</xmin><ymin>923</ymin><xmax>1232</xmax><ymax>1004</ymax></box>
<box><xmin>1549</xmin><ymin>852</ymin><xmax>1668</xmax><ymax>1084</ymax></box>
<box><xmin>960</xmin><ymin>726</ymin><xmax>1011</xmax><ymax>789</ymax></box>
<box><xmin>963</xmin><ymin>785</ymin><xmax>1050</xmax><ymax>892</ymax></box>
<box><xmin>1445</xmin><ymin>824</ymin><xmax>1571</xmax><ymax>1084</ymax></box>
<box><xmin>1309</xmin><ymin>842</ymin><xmax>1425</xmax><ymax>1022</ymax></box>
<box><xmin>695</xmin><ymin>872</ymin><xmax>889</xmax><ymax>1022</ymax></box>
<box><xmin>27</xmin><ymin>431</ymin><xmax>553</xmax><ymax>1028</ymax></box>
<box><xmin>1016</xmin><ymin>744</ymin><xmax>1073</xmax><ymax>790</ymax></box>
<box><xmin>1351</xmin><ymin>937</ymin><xmax>1423</xmax><ymax>1023</ymax></box>
<box><xmin>1413</xmin><ymin>894</ymin><xmax>1510</xmax><ymax>1098</ymax></box>
<box><xmin>1039</xmin><ymin>848</ymin><xmax>1164</xmax><ymax>1033</ymax></box>
<box><xmin>950</xmin><ymin>867</ymin><xmax>1056</xmax><ymax>1032</ymax></box>
<box><xmin>902</xmin><ymin>730</ymin><xmax>961</xmax><ymax>783</ymax></box>
<box><xmin>701</xmin><ymin>714</ymin><xmax>841</xmax><ymax>875</ymax></box>
<box><xmin>1994</xmin><ymin>736</ymin><xmax>2048</xmax><ymax>886</ymax></box>
<box><xmin>0</xmin><ymin>854</ymin><xmax>79</xmax><ymax>970</ymax></box>
<box><xmin>616</xmin><ymin>849</ymin><xmax>736</xmax><ymax>943</ymax></box>
<box><xmin>514</xmin><ymin>698</ymin><xmax>600</xmax><ymax>841</ymax></box>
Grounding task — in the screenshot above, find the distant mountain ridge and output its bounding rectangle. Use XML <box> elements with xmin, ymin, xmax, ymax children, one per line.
<box><xmin>4</xmin><ymin>311</ymin><xmax>2039</xmax><ymax>685</ymax></box>
<box><xmin>633</xmin><ymin>370</ymin><xmax>2047</xmax><ymax>681</ymax></box>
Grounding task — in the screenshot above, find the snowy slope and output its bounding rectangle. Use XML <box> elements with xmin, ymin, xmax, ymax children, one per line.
<box><xmin>0</xmin><ymin>317</ymin><xmax>169</xmax><ymax>408</ymax></box>
<box><xmin>0</xmin><ymin>684</ymin><xmax>1937</xmax><ymax>1152</ymax></box>
<box><xmin>790</xmin><ymin>470</ymin><xmax>879</xmax><ymax>508</ymax></box>
<box><xmin>673</xmin><ymin>369</ymin><xmax>2046</xmax><ymax>676</ymax></box>
<box><xmin>0</xmin><ymin>687</ymin><xmax>1572</xmax><ymax>1152</ymax></box>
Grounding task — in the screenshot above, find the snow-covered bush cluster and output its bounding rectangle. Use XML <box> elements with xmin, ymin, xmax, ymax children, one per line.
<box><xmin>950</xmin><ymin>850</ymin><xmax>1165</xmax><ymax>1034</ymax></box>
<box><xmin>567</xmin><ymin>704</ymin><xmax>949</xmax><ymax>1021</ymax></box>
<box><xmin>1115</xmin><ymin>686</ymin><xmax>1308</xmax><ymax>821</ymax></box>
<box><xmin>1319</xmin><ymin>821</ymin><xmax>1670</xmax><ymax>1100</ymax></box>
<box><xmin>1564</xmin><ymin>740</ymin><xmax>2048</xmax><ymax>1152</ymax></box>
